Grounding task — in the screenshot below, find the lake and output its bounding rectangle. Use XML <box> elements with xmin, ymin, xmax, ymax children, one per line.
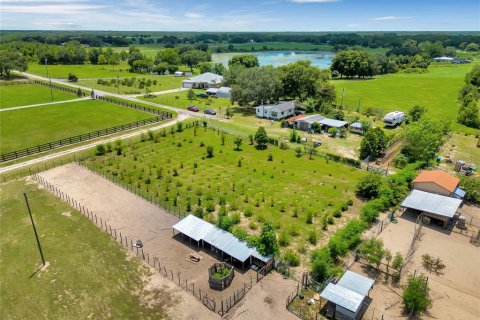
<box><xmin>212</xmin><ymin>51</ymin><xmax>334</xmax><ymax>69</ymax></box>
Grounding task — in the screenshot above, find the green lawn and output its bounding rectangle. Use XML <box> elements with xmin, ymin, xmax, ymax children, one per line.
<box><xmin>26</xmin><ymin>62</ymin><xmax>134</xmax><ymax>79</ymax></box>
<box><xmin>140</xmin><ymin>89</ymin><xmax>233</xmax><ymax>111</ymax></box>
<box><xmin>443</xmin><ymin>133</ymin><xmax>480</xmax><ymax>166</ymax></box>
<box><xmin>0</xmin><ymin>100</ymin><xmax>153</xmax><ymax>153</ymax></box>
<box><xmin>0</xmin><ymin>178</ymin><xmax>168</xmax><ymax>319</ymax></box>
<box><xmin>333</xmin><ymin>63</ymin><xmax>477</xmax><ymax>133</ymax></box>
<box><xmin>82</xmin><ymin>123</ymin><xmax>366</xmax><ymax>254</ymax></box>
<box><xmin>78</xmin><ymin>74</ymin><xmax>185</xmax><ymax>95</ymax></box>
<box><xmin>0</xmin><ymin>84</ymin><xmax>77</xmax><ymax>109</ymax></box>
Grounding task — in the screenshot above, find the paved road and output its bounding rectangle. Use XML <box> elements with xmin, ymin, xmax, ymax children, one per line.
<box><xmin>0</xmin><ymin>97</ymin><xmax>91</xmax><ymax>112</ymax></box>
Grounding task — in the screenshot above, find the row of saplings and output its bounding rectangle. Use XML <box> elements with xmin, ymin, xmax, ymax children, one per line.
<box><xmin>96</xmin><ymin>77</ymin><xmax>158</xmax><ymax>89</ymax></box>
<box><xmin>358</xmin><ymin>237</ymin><xmax>444</xmax><ymax>315</ymax></box>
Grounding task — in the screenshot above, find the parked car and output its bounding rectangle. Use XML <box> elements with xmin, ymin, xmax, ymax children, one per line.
<box><xmin>187</xmin><ymin>106</ymin><xmax>199</xmax><ymax>112</ymax></box>
<box><xmin>196</xmin><ymin>93</ymin><xmax>207</xmax><ymax>98</ymax></box>
<box><xmin>204</xmin><ymin>109</ymin><xmax>216</xmax><ymax>115</ymax></box>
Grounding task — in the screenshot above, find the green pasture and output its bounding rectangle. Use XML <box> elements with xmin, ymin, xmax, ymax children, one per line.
<box><xmin>83</xmin><ymin>124</ymin><xmax>365</xmax><ymax>252</ymax></box>
<box><xmin>78</xmin><ymin>74</ymin><xmax>185</xmax><ymax>95</ymax></box>
<box><xmin>0</xmin><ymin>178</ymin><xmax>167</xmax><ymax>319</ymax></box>
<box><xmin>140</xmin><ymin>89</ymin><xmax>233</xmax><ymax>111</ymax></box>
<box><xmin>443</xmin><ymin>133</ymin><xmax>480</xmax><ymax>166</ymax></box>
<box><xmin>0</xmin><ymin>84</ymin><xmax>77</xmax><ymax>109</ymax></box>
<box><xmin>26</xmin><ymin>62</ymin><xmax>134</xmax><ymax>79</ymax></box>
<box><xmin>333</xmin><ymin>63</ymin><xmax>477</xmax><ymax>133</ymax></box>
<box><xmin>0</xmin><ymin>100</ymin><xmax>153</xmax><ymax>153</ymax></box>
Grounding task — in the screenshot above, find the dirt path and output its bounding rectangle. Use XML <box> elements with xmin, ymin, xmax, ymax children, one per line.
<box><xmin>0</xmin><ymin>97</ymin><xmax>90</xmax><ymax>112</ymax></box>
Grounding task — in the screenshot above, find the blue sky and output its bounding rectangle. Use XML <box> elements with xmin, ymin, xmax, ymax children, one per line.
<box><xmin>0</xmin><ymin>0</ymin><xmax>479</xmax><ymax>31</ymax></box>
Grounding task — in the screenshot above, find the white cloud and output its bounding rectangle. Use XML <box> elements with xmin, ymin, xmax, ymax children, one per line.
<box><xmin>345</xmin><ymin>23</ymin><xmax>360</xmax><ymax>27</ymax></box>
<box><xmin>33</xmin><ymin>21</ymin><xmax>82</xmax><ymax>29</ymax></box>
<box><xmin>0</xmin><ymin>4</ymin><xmax>106</xmax><ymax>14</ymax></box>
<box><xmin>185</xmin><ymin>12</ymin><xmax>204</xmax><ymax>18</ymax></box>
<box><xmin>370</xmin><ymin>16</ymin><xmax>412</xmax><ymax>21</ymax></box>
<box><xmin>289</xmin><ymin>0</ymin><xmax>339</xmax><ymax>3</ymax></box>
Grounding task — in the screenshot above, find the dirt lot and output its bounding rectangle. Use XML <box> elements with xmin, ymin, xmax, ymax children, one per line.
<box><xmin>37</xmin><ymin>163</ymin><xmax>299</xmax><ymax>319</ymax></box>
<box><xmin>351</xmin><ymin>208</ymin><xmax>480</xmax><ymax>320</ymax></box>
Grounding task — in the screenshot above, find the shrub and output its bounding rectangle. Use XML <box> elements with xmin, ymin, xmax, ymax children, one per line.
<box><xmin>308</xmin><ymin>230</ymin><xmax>317</xmax><ymax>245</ymax></box>
<box><xmin>206</xmin><ymin>202</ymin><xmax>215</xmax><ymax>212</ymax></box>
<box><xmin>284</xmin><ymin>249</ymin><xmax>300</xmax><ymax>267</ymax></box>
<box><xmin>249</xmin><ymin>221</ymin><xmax>258</xmax><ymax>230</ymax></box>
<box><xmin>278</xmin><ymin>231</ymin><xmax>290</xmax><ymax>247</ymax></box>
<box><xmin>311</xmin><ymin>248</ymin><xmax>335</xmax><ymax>282</ymax></box>
<box><xmin>355</xmin><ymin>172</ymin><xmax>383</xmax><ymax>199</ymax></box>
<box><xmin>95</xmin><ymin>144</ymin><xmax>106</xmax><ymax>156</ymax></box>
<box><xmin>232</xmin><ymin>227</ymin><xmax>249</xmax><ymax>242</ymax></box>
<box><xmin>306</xmin><ymin>211</ymin><xmax>313</xmax><ymax>224</ymax></box>
<box><xmin>295</xmin><ymin>147</ymin><xmax>303</xmax><ymax>157</ymax></box>
<box><xmin>340</xmin><ymin>203</ymin><xmax>348</xmax><ymax>211</ymax></box>
<box><xmin>460</xmin><ymin>175</ymin><xmax>480</xmax><ymax>204</ymax></box>
<box><xmin>326</xmin><ymin>215</ymin><xmax>334</xmax><ymax>225</ymax></box>
<box><xmin>346</xmin><ymin>199</ymin><xmax>353</xmax><ymax>206</ymax></box>
<box><xmin>333</xmin><ymin>209</ymin><xmax>342</xmax><ymax>218</ymax></box>
<box><xmin>267</xmin><ymin>153</ymin><xmax>273</xmax><ymax>161</ymax></box>
<box><xmin>206</xmin><ymin>146</ymin><xmax>214</xmax><ymax>158</ymax></box>
<box><xmin>328</xmin><ymin>127</ymin><xmax>338</xmax><ymax>137</ymax></box>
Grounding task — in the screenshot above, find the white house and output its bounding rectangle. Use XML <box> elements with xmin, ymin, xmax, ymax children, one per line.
<box><xmin>181</xmin><ymin>72</ymin><xmax>223</xmax><ymax>89</ymax></box>
<box><xmin>255</xmin><ymin>101</ymin><xmax>295</xmax><ymax>120</ymax></box>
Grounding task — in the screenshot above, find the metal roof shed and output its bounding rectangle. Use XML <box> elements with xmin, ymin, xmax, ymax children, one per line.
<box><xmin>172</xmin><ymin>214</ymin><xmax>215</xmax><ymax>242</ymax></box>
<box><xmin>319</xmin><ymin>118</ymin><xmax>348</xmax><ymax>128</ymax></box>
<box><xmin>337</xmin><ymin>271</ymin><xmax>374</xmax><ymax>297</ymax></box>
<box><xmin>401</xmin><ymin>190</ymin><xmax>462</xmax><ymax>227</ymax></box>
<box><xmin>321</xmin><ymin>283</ymin><xmax>364</xmax><ymax>313</ymax></box>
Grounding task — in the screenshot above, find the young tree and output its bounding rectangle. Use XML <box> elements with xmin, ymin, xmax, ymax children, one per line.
<box><xmin>358</xmin><ymin>238</ymin><xmax>385</xmax><ymax>270</ymax></box>
<box><xmin>257</xmin><ymin>221</ymin><xmax>278</xmax><ymax>256</ymax></box>
<box><xmin>402</xmin><ymin>274</ymin><xmax>432</xmax><ymax>314</ymax></box>
<box><xmin>402</xmin><ymin>118</ymin><xmax>449</xmax><ymax>162</ymax></box>
<box><xmin>225</xmin><ymin>107</ymin><xmax>233</xmax><ymax>119</ymax></box>
<box><xmin>233</xmin><ymin>137</ymin><xmax>243</xmax><ymax>151</ymax></box>
<box><xmin>206</xmin><ymin>146</ymin><xmax>214</xmax><ymax>158</ymax></box>
<box><xmin>408</xmin><ymin>104</ymin><xmax>426</xmax><ymax>122</ymax></box>
<box><xmin>328</xmin><ymin>127</ymin><xmax>338</xmax><ymax>137</ymax></box>
<box><xmin>254</xmin><ymin>126</ymin><xmax>269</xmax><ymax>150</ymax></box>
<box><xmin>187</xmin><ymin>89</ymin><xmax>196</xmax><ymax>100</ymax></box>
<box><xmin>458</xmin><ymin>101</ymin><xmax>480</xmax><ymax>128</ymax></box>
<box><xmin>360</xmin><ymin>127</ymin><xmax>387</xmax><ymax>160</ymax></box>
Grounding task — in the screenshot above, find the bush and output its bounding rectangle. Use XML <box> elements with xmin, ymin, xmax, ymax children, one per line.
<box><xmin>311</xmin><ymin>248</ymin><xmax>335</xmax><ymax>282</ymax></box>
<box><xmin>346</xmin><ymin>199</ymin><xmax>353</xmax><ymax>206</ymax></box>
<box><xmin>308</xmin><ymin>230</ymin><xmax>318</xmax><ymax>245</ymax></box>
<box><xmin>284</xmin><ymin>249</ymin><xmax>300</xmax><ymax>267</ymax></box>
<box><xmin>206</xmin><ymin>146</ymin><xmax>214</xmax><ymax>158</ymax></box>
<box><xmin>326</xmin><ymin>215</ymin><xmax>334</xmax><ymax>225</ymax></box>
<box><xmin>95</xmin><ymin>144</ymin><xmax>106</xmax><ymax>156</ymax></box>
<box><xmin>355</xmin><ymin>172</ymin><xmax>383</xmax><ymax>199</ymax></box>
<box><xmin>328</xmin><ymin>127</ymin><xmax>338</xmax><ymax>137</ymax></box>
<box><xmin>206</xmin><ymin>202</ymin><xmax>215</xmax><ymax>212</ymax></box>
<box><xmin>244</xmin><ymin>208</ymin><xmax>253</xmax><ymax>217</ymax></box>
<box><xmin>333</xmin><ymin>209</ymin><xmax>342</xmax><ymax>218</ymax></box>
<box><xmin>340</xmin><ymin>203</ymin><xmax>348</xmax><ymax>211</ymax></box>
<box><xmin>194</xmin><ymin>207</ymin><xmax>204</xmax><ymax>218</ymax></box>
<box><xmin>306</xmin><ymin>211</ymin><xmax>313</xmax><ymax>224</ymax></box>
<box><xmin>460</xmin><ymin>175</ymin><xmax>480</xmax><ymax>204</ymax></box>
<box><xmin>278</xmin><ymin>231</ymin><xmax>291</xmax><ymax>247</ymax></box>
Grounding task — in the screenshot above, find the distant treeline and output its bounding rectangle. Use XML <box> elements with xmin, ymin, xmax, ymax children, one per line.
<box><xmin>1</xmin><ymin>31</ymin><xmax>479</xmax><ymax>51</ymax></box>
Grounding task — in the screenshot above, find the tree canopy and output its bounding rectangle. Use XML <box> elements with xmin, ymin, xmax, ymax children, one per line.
<box><xmin>359</xmin><ymin>127</ymin><xmax>387</xmax><ymax>160</ymax></box>
<box><xmin>228</xmin><ymin>54</ymin><xmax>259</xmax><ymax>68</ymax></box>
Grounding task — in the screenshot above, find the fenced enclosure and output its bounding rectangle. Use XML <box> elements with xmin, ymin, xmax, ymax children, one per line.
<box><xmin>208</xmin><ymin>262</ymin><xmax>234</xmax><ymax>291</ymax></box>
<box><xmin>0</xmin><ymin>116</ymin><xmax>169</xmax><ymax>162</ymax></box>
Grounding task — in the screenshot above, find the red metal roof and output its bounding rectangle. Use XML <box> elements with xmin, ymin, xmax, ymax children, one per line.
<box><xmin>413</xmin><ymin>170</ymin><xmax>460</xmax><ymax>193</ymax></box>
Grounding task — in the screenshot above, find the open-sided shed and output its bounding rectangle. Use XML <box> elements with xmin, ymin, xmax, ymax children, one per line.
<box><xmin>401</xmin><ymin>190</ymin><xmax>462</xmax><ymax>227</ymax></box>
<box><xmin>172</xmin><ymin>215</ymin><xmax>272</xmax><ymax>269</ymax></box>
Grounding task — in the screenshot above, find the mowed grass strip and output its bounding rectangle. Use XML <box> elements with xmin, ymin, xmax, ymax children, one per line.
<box><xmin>0</xmin><ymin>178</ymin><xmax>168</xmax><ymax>319</ymax></box>
<box><xmin>0</xmin><ymin>100</ymin><xmax>153</xmax><ymax>153</ymax></box>
<box><xmin>26</xmin><ymin>62</ymin><xmax>133</xmax><ymax>79</ymax></box>
<box><xmin>84</xmin><ymin>124</ymin><xmax>365</xmax><ymax>251</ymax></box>
<box><xmin>334</xmin><ymin>63</ymin><xmax>477</xmax><ymax>133</ymax></box>
<box><xmin>0</xmin><ymin>84</ymin><xmax>77</xmax><ymax>109</ymax></box>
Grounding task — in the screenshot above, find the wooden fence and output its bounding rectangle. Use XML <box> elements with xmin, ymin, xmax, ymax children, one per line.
<box><xmin>94</xmin><ymin>95</ymin><xmax>172</xmax><ymax>117</ymax></box>
<box><xmin>0</xmin><ymin>116</ymin><xmax>168</xmax><ymax>163</ymax></box>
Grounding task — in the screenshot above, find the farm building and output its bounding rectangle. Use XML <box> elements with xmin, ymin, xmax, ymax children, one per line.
<box><xmin>217</xmin><ymin>86</ymin><xmax>232</xmax><ymax>99</ymax></box>
<box><xmin>401</xmin><ymin>190</ymin><xmax>463</xmax><ymax>228</ymax></box>
<box><xmin>320</xmin><ymin>270</ymin><xmax>374</xmax><ymax>320</ymax></box>
<box><xmin>413</xmin><ymin>170</ymin><xmax>464</xmax><ymax>199</ymax></box>
<box><xmin>181</xmin><ymin>72</ymin><xmax>224</xmax><ymax>89</ymax></box>
<box><xmin>255</xmin><ymin>101</ymin><xmax>295</xmax><ymax>120</ymax></box>
<box><xmin>172</xmin><ymin>215</ymin><xmax>272</xmax><ymax>269</ymax></box>
<box><xmin>296</xmin><ymin>114</ymin><xmax>325</xmax><ymax>131</ymax></box>
<box><xmin>286</xmin><ymin>114</ymin><xmax>307</xmax><ymax>127</ymax></box>
<box><xmin>349</xmin><ymin>122</ymin><xmax>364</xmax><ymax>134</ymax></box>
<box><xmin>174</xmin><ymin>71</ymin><xmax>193</xmax><ymax>77</ymax></box>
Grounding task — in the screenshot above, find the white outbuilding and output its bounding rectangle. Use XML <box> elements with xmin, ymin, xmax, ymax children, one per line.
<box><xmin>181</xmin><ymin>72</ymin><xmax>224</xmax><ymax>89</ymax></box>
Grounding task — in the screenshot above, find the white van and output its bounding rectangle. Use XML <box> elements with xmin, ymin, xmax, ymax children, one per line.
<box><xmin>383</xmin><ymin>111</ymin><xmax>405</xmax><ymax>127</ymax></box>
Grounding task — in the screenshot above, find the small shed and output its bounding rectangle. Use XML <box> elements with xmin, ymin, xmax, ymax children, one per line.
<box><xmin>217</xmin><ymin>86</ymin><xmax>232</xmax><ymax>99</ymax></box>
<box><xmin>349</xmin><ymin>122</ymin><xmax>364</xmax><ymax>134</ymax></box>
<box><xmin>401</xmin><ymin>190</ymin><xmax>463</xmax><ymax>228</ymax></box>
<box><xmin>319</xmin><ymin>118</ymin><xmax>348</xmax><ymax>131</ymax></box>
<box><xmin>296</xmin><ymin>114</ymin><xmax>325</xmax><ymax>131</ymax></box>
<box><xmin>320</xmin><ymin>271</ymin><xmax>374</xmax><ymax>320</ymax></box>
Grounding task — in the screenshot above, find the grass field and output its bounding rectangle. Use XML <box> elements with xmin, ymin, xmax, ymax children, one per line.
<box><xmin>140</xmin><ymin>89</ymin><xmax>233</xmax><ymax>111</ymax></box>
<box><xmin>26</xmin><ymin>62</ymin><xmax>134</xmax><ymax>79</ymax></box>
<box><xmin>0</xmin><ymin>178</ymin><xmax>168</xmax><ymax>319</ymax></box>
<box><xmin>0</xmin><ymin>84</ymin><xmax>77</xmax><ymax>109</ymax></box>
<box><xmin>78</xmin><ymin>74</ymin><xmax>185</xmax><ymax>95</ymax></box>
<box><xmin>442</xmin><ymin>133</ymin><xmax>480</xmax><ymax>166</ymax></box>
<box><xmin>83</xmin><ymin>123</ymin><xmax>365</xmax><ymax>253</ymax></box>
<box><xmin>333</xmin><ymin>63</ymin><xmax>477</xmax><ymax>133</ymax></box>
<box><xmin>0</xmin><ymin>100</ymin><xmax>153</xmax><ymax>153</ymax></box>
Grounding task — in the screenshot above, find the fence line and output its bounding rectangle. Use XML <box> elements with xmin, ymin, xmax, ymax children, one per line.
<box><xmin>94</xmin><ymin>95</ymin><xmax>172</xmax><ymax>118</ymax></box>
<box><xmin>31</xmin><ymin>171</ymin><xmax>219</xmax><ymax>313</ymax></box>
<box><xmin>0</xmin><ymin>115</ymin><xmax>170</xmax><ymax>163</ymax></box>
<box><xmin>32</xmin><ymin>80</ymin><xmax>87</xmax><ymax>96</ymax></box>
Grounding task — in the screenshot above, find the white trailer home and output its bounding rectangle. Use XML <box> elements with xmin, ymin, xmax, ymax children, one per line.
<box><xmin>383</xmin><ymin>111</ymin><xmax>405</xmax><ymax>127</ymax></box>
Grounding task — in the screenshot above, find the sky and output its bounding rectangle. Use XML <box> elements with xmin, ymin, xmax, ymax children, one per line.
<box><xmin>0</xmin><ymin>0</ymin><xmax>479</xmax><ymax>31</ymax></box>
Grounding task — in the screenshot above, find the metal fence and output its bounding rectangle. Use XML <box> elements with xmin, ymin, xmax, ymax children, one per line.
<box><xmin>0</xmin><ymin>116</ymin><xmax>168</xmax><ymax>163</ymax></box>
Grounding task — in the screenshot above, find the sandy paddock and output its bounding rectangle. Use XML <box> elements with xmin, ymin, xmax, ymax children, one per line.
<box><xmin>37</xmin><ymin>163</ymin><xmax>299</xmax><ymax>319</ymax></box>
<box><xmin>354</xmin><ymin>209</ymin><xmax>480</xmax><ymax>320</ymax></box>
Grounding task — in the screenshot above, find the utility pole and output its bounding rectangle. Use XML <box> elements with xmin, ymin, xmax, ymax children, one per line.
<box><xmin>44</xmin><ymin>58</ymin><xmax>54</xmax><ymax>102</ymax></box>
<box><xmin>340</xmin><ymin>88</ymin><xmax>345</xmax><ymax>109</ymax></box>
<box><xmin>24</xmin><ymin>193</ymin><xmax>45</xmax><ymax>266</ymax></box>
<box><xmin>117</xmin><ymin>72</ymin><xmax>120</xmax><ymax>94</ymax></box>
